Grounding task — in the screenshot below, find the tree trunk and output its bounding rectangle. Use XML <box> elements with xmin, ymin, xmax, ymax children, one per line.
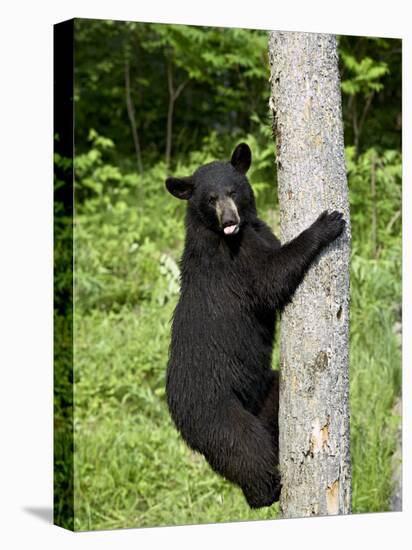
<box><xmin>268</xmin><ymin>31</ymin><xmax>352</xmax><ymax>518</ymax></box>
<box><xmin>165</xmin><ymin>60</ymin><xmax>188</xmax><ymax>171</ymax></box>
<box><xmin>371</xmin><ymin>150</ymin><xmax>378</xmax><ymax>258</ymax></box>
<box><xmin>165</xmin><ymin>61</ymin><xmax>174</xmax><ymax>171</ymax></box>
<box><xmin>124</xmin><ymin>57</ymin><xmax>143</xmax><ymax>175</ymax></box>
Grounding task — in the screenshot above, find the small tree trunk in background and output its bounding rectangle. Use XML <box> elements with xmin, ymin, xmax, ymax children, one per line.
<box><xmin>124</xmin><ymin>57</ymin><xmax>143</xmax><ymax>175</ymax></box>
<box><xmin>268</xmin><ymin>31</ymin><xmax>352</xmax><ymax>518</ymax></box>
<box><xmin>165</xmin><ymin>63</ymin><xmax>174</xmax><ymax>171</ymax></box>
<box><xmin>371</xmin><ymin>151</ymin><xmax>378</xmax><ymax>258</ymax></box>
<box><xmin>166</xmin><ymin>60</ymin><xmax>188</xmax><ymax>171</ymax></box>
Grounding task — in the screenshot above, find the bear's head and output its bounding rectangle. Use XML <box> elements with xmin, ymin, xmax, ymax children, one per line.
<box><xmin>165</xmin><ymin>143</ymin><xmax>257</xmax><ymax>237</ymax></box>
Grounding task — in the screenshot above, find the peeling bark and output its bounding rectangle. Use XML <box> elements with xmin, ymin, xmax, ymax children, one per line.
<box><xmin>268</xmin><ymin>31</ymin><xmax>352</xmax><ymax>518</ymax></box>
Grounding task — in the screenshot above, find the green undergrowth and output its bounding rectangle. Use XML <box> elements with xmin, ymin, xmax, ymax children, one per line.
<box><xmin>73</xmin><ymin>304</ymin><xmax>279</xmax><ymax>530</ymax></box>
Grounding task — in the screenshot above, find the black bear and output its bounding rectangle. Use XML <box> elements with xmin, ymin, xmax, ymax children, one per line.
<box><xmin>165</xmin><ymin>143</ymin><xmax>345</xmax><ymax>508</ymax></box>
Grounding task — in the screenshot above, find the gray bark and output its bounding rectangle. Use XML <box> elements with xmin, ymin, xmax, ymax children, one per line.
<box><xmin>268</xmin><ymin>31</ymin><xmax>352</xmax><ymax>518</ymax></box>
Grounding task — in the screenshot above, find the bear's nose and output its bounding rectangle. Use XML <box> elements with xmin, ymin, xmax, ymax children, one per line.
<box><xmin>220</xmin><ymin>205</ymin><xmax>240</xmax><ymax>236</ymax></box>
<box><xmin>220</xmin><ymin>203</ymin><xmax>240</xmax><ymax>226</ymax></box>
<box><xmin>216</xmin><ymin>197</ymin><xmax>240</xmax><ymax>233</ymax></box>
<box><xmin>222</xmin><ymin>214</ymin><xmax>238</xmax><ymax>228</ymax></box>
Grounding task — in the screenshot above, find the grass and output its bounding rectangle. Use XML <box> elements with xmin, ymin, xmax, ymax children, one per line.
<box><xmin>349</xmin><ymin>252</ymin><xmax>402</xmax><ymax>513</ymax></box>
<box><xmin>73</xmin><ymin>303</ymin><xmax>279</xmax><ymax>530</ymax></box>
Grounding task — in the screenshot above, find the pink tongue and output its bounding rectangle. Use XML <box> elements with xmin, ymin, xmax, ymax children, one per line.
<box><xmin>224</xmin><ymin>225</ymin><xmax>237</xmax><ymax>235</ymax></box>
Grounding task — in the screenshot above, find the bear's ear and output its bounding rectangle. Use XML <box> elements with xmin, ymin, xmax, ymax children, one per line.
<box><xmin>230</xmin><ymin>143</ymin><xmax>252</xmax><ymax>174</ymax></box>
<box><xmin>165</xmin><ymin>176</ymin><xmax>194</xmax><ymax>200</ymax></box>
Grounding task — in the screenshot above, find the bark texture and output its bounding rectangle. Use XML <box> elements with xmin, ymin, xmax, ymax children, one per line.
<box><xmin>268</xmin><ymin>31</ymin><xmax>352</xmax><ymax>518</ymax></box>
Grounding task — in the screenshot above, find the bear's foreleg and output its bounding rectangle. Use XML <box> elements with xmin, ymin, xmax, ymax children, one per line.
<box><xmin>267</xmin><ymin>210</ymin><xmax>345</xmax><ymax>308</ymax></box>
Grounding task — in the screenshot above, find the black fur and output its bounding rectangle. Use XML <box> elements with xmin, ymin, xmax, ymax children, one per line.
<box><xmin>165</xmin><ymin>143</ymin><xmax>346</xmax><ymax>508</ymax></box>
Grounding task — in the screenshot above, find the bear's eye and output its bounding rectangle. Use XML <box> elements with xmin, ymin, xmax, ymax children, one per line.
<box><xmin>208</xmin><ymin>195</ymin><xmax>217</xmax><ymax>205</ymax></box>
<box><xmin>228</xmin><ymin>190</ymin><xmax>237</xmax><ymax>198</ymax></box>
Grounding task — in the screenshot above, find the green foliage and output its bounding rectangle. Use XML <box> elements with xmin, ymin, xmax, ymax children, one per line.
<box><xmin>346</xmin><ymin>142</ymin><xmax>402</xmax><ymax>514</ymax></box>
<box><xmin>350</xmin><ymin>253</ymin><xmax>401</xmax><ymax>512</ymax></box>
<box><xmin>54</xmin><ymin>139</ymin><xmax>75</xmax><ymax>529</ymax></box>
<box><xmin>338</xmin><ymin>36</ymin><xmax>401</xmax><ymax>152</ymax></box>
<box><xmin>341</xmin><ymin>52</ymin><xmax>389</xmax><ymax>95</ymax></box>
<box><xmin>347</xmin><ymin>147</ymin><xmax>401</xmax><ymax>257</ymax></box>
<box><xmin>74</xmin><ymin>20</ymin><xmax>270</xmax><ymax>165</ymax></box>
<box><xmin>65</xmin><ymin>21</ymin><xmax>402</xmax><ymax>530</ymax></box>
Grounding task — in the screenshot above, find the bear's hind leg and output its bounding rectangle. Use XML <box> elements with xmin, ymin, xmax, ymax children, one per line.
<box><xmin>257</xmin><ymin>370</ymin><xmax>280</xmax><ymax>444</ymax></box>
<box><xmin>206</xmin><ymin>398</ymin><xmax>281</xmax><ymax>508</ymax></box>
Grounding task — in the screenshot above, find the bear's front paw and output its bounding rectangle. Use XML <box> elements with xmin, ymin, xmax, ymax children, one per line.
<box><xmin>314</xmin><ymin>210</ymin><xmax>346</xmax><ymax>244</ymax></box>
